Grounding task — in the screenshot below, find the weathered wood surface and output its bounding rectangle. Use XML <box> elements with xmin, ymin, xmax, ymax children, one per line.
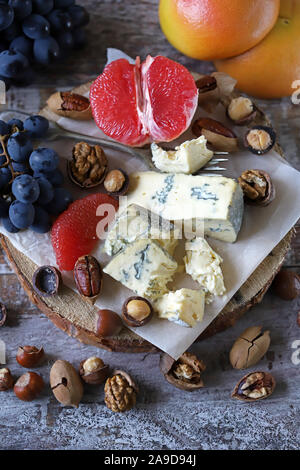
<box><xmin>0</xmin><ymin>0</ymin><xmax>300</xmax><ymax>451</ymax></box>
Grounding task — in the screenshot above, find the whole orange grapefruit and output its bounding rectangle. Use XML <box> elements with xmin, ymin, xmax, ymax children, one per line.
<box><xmin>215</xmin><ymin>0</ymin><xmax>300</xmax><ymax>98</ymax></box>
<box><xmin>159</xmin><ymin>0</ymin><xmax>280</xmax><ymax>60</ymax></box>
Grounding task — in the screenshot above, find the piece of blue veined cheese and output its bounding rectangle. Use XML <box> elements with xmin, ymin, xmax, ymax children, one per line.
<box><xmin>126</xmin><ymin>172</ymin><xmax>244</xmax><ymax>242</ymax></box>
<box><xmin>104</xmin><ymin>204</ymin><xmax>179</xmax><ymax>256</ymax></box>
<box><xmin>103</xmin><ymin>239</ymin><xmax>178</xmax><ymax>300</ymax></box>
<box><xmin>184</xmin><ymin>237</ymin><xmax>226</xmax><ymax>304</ymax></box>
<box><xmin>151</xmin><ymin>136</ymin><xmax>213</xmax><ymax>174</ymax></box>
<box><xmin>153</xmin><ymin>288</ymin><xmax>205</xmax><ymax>327</ymax></box>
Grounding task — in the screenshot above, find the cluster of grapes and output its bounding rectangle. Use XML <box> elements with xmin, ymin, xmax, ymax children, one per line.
<box><xmin>0</xmin><ymin>0</ymin><xmax>89</xmax><ymax>89</ymax></box>
<box><xmin>0</xmin><ymin>114</ymin><xmax>73</xmax><ymax>234</ymax></box>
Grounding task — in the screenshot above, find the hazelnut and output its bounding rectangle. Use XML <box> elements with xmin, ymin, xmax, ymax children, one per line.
<box><xmin>122</xmin><ymin>296</ymin><xmax>153</xmax><ymax>327</ymax></box>
<box><xmin>32</xmin><ymin>265</ymin><xmax>61</xmax><ymax>297</ymax></box>
<box><xmin>0</xmin><ymin>368</ymin><xmax>14</xmax><ymax>391</ymax></box>
<box><xmin>272</xmin><ymin>269</ymin><xmax>300</xmax><ymax>300</ymax></box>
<box><xmin>16</xmin><ymin>345</ymin><xmax>44</xmax><ymax>368</ymax></box>
<box><xmin>227</xmin><ymin>97</ymin><xmax>256</xmax><ymax>125</ymax></box>
<box><xmin>104</xmin><ymin>169</ymin><xmax>129</xmax><ymax>195</ymax></box>
<box><xmin>244</xmin><ymin>126</ymin><xmax>276</xmax><ymax>155</ymax></box>
<box><xmin>229</xmin><ymin>326</ymin><xmax>271</xmax><ymax>370</ymax></box>
<box><xmin>50</xmin><ymin>360</ymin><xmax>83</xmax><ymax>408</ymax></box>
<box><xmin>104</xmin><ymin>370</ymin><xmax>138</xmax><ymax>412</ymax></box>
<box><xmin>79</xmin><ymin>356</ymin><xmax>109</xmax><ymax>385</ymax></box>
<box><xmin>96</xmin><ymin>309</ymin><xmax>123</xmax><ymax>337</ymax></box>
<box><xmin>232</xmin><ymin>371</ymin><xmax>276</xmax><ymax>402</ymax></box>
<box><xmin>14</xmin><ymin>372</ymin><xmax>44</xmax><ymax>401</ymax></box>
<box><xmin>0</xmin><ymin>302</ymin><xmax>7</xmax><ymax>327</ymax></box>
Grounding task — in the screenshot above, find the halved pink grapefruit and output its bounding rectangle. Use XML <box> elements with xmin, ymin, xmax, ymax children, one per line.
<box><xmin>90</xmin><ymin>55</ymin><xmax>198</xmax><ymax>147</ymax></box>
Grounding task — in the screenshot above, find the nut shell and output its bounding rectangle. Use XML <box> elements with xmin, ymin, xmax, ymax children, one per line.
<box><xmin>96</xmin><ymin>309</ymin><xmax>123</xmax><ymax>337</ymax></box>
<box><xmin>74</xmin><ymin>255</ymin><xmax>103</xmax><ymax>303</ymax></box>
<box><xmin>226</xmin><ymin>97</ymin><xmax>257</xmax><ymax>125</ymax></box>
<box><xmin>122</xmin><ymin>296</ymin><xmax>153</xmax><ymax>327</ymax></box>
<box><xmin>79</xmin><ymin>357</ymin><xmax>109</xmax><ymax>385</ymax></box>
<box><xmin>16</xmin><ymin>345</ymin><xmax>44</xmax><ymax>368</ymax></box>
<box><xmin>104</xmin><ymin>370</ymin><xmax>138</xmax><ymax>412</ymax></box>
<box><xmin>0</xmin><ymin>368</ymin><xmax>14</xmax><ymax>391</ymax></box>
<box><xmin>160</xmin><ymin>351</ymin><xmax>206</xmax><ymax>391</ymax></box>
<box><xmin>47</xmin><ymin>91</ymin><xmax>92</xmax><ymax>120</ymax></box>
<box><xmin>244</xmin><ymin>126</ymin><xmax>276</xmax><ymax>155</ymax></box>
<box><xmin>229</xmin><ymin>326</ymin><xmax>271</xmax><ymax>370</ymax></box>
<box><xmin>192</xmin><ymin>117</ymin><xmax>238</xmax><ymax>152</ymax></box>
<box><xmin>0</xmin><ymin>302</ymin><xmax>7</xmax><ymax>327</ymax></box>
<box><xmin>50</xmin><ymin>360</ymin><xmax>83</xmax><ymax>408</ymax></box>
<box><xmin>14</xmin><ymin>372</ymin><xmax>44</xmax><ymax>401</ymax></box>
<box><xmin>272</xmin><ymin>269</ymin><xmax>300</xmax><ymax>300</ymax></box>
<box><xmin>232</xmin><ymin>371</ymin><xmax>276</xmax><ymax>402</ymax></box>
<box><xmin>68</xmin><ymin>142</ymin><xmax>108</xmax><ymax>189</ymax></box>
<box><xmin>238</xmin><ymin>169</ymin><xmax>275</xmax><ymax>207</ymax></box>
<box><xmin>32</xmin><ymin>266</ymin><xmax>61</xmax><ymax>297</ymax></box>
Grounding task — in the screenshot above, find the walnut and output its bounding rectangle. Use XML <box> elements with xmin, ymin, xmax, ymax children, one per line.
<box><xmin>104</xmin><ymin>370</ymin><xmax>138</xmax><ymax>412</ymax></box>
<box><xmin>160</xmin><ymin>351</ymin><xmax>206</xmax><ymax>391</ymax></box>
<box><xmin>238</xmin><ymin>169</ymin><xmax>275</xmax><ymax>207</ymax></box>
<box><xmin>68</xmin><ymin>142</ymin><xmax>108</xmax><ymax>188</ymax></box>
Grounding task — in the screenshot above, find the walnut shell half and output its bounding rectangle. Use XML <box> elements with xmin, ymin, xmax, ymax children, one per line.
<box><xmin>160</xmin><ymin>351</ymin><xmax>206</xmax><ymax>391</ymax></box>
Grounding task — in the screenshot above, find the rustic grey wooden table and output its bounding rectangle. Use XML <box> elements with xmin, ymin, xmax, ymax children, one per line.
<box><xmin>0</xmin><ymin>0</ymin><xmax>299</xmax><ymax>451</ymax></box>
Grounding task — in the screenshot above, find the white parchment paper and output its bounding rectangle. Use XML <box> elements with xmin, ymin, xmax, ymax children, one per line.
<box><xmin>1</xmin><ymin>49</ymin><xmax>300</xmax><ymax>359</ymax></box>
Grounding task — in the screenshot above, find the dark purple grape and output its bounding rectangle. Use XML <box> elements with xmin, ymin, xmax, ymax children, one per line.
<box><xmin>72</xmin><ymin>28</ymin><xmax>86</xmax><ymax>48</ymax></box>
<box><xmin>22</xmin><ymin>14</ymin><xmax>50</xmax><ymax>39</ymax></box>
<box><xmin>0</xmin><ymin>41</ymin><xmax>7</xmax><ymax>53</ymax></box>
<box><xmin>47</xmin><ymin>9</ymin><xmax>72</xmax><ymax>31</ymax></box>
<box><xmin>24</xmin><ymin>115</ymin><xmax>49</xmax><ymax>138</ymax></box>
<box><xmin>56</xmin><ymin>30</ymin><xmax>73</xmax><ymax>50</ymax></box>
<box><xmin>33</xmin><ymin>36</ymin><xmax>59</xmax><ymax>64</ymax></box>
<box><xmin>0</xmin><ymin>3</ymin><xmax>14</xmax><ymax>31</ymax></box>
<box><xmin>44</xmin><ymin>187</ymin><xmax>72</xmax><ymax>215</ymax></box>
<box><xmin>30</xmin><ymin>205</ymin><xmax>51</xmax><ymax>233</ymax></box>
<box><xmin>0</xmin><ymin>166</ymin><xmax>11</xmax><ymax>188</ymax></box>
<box><xmin>32</xmin><ymin>0</ymin><xmax>53</xmax><ymax>15</ymax></box>
<box><xmin>29</xmin><ymin>147</ymin><xmax>59</xmax><ymax>172</ymax></box>
<box><xmin>10</xmin><ymin>160</ymin><xmax>29</xmax><ymax>173</ymax></box>
<box><xmin>0</xmin><ymin>50</ymin><xmax>29</xmax><ymax>78</ymax></box>
<box><xmin>12</xmin><ymin>174</ymin><xmax>40</xmax><ymax>203</ymax></box>
<box><xmin>36</xmin><ymin>176</ymin><xmax>54</xmax><ymax>204</ymax></box>
<box><xmin>54</xmin><ymin>0</ymin><xmax>74</xmax><ymax>8</ymax></box>
<box><xmin>9</xmin><ymin>199</ymin><xmax>35</xmax><ymax>228</ymax></box>
<box><xmin>10</xmin><ymin>35</ymin><xmax>33</xmax><ymax>60</ymax></box>
<box><xmin>2</xmin><ymin>215</ymin><xmax>19</xmax><ymax>232</ymax></box>
<box><xmin>7</xmin><ymin>131</ymin><xmax>33</xmax><ymax>162</ymax></box>
<box><xmin>34</xmin><ymin>168</ymin><xmax>63</xmax><ymax>187</ymax></box>
<box><xmin>7</xmin><ymin>117</ymin><xmax>23</xmax><ymax>132</ymax></box>
<box><xmin>67</xmin><ymin>5</ymin><xmax>89</xmax><ymax>27</ymax></box>
<box><xmin>8</xmin><ymin>0</ymin><xmax>32</xmax><ymax>21</ymax></box>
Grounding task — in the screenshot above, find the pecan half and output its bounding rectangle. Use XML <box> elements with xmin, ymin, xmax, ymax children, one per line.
<box><xmin>232</xmin><ymin>371</ymin><xmax>276</xmax><ymax>402</ymax></box>
<box><xmin>74</xmin><ymin>255</ymin><xmax>103</xmax><ymax>303</ymax></box>
<box><xmin>192</xmin><ymin>117</ymin><xmax>238</xmax><ymax>152</ymax></box>
<box><xmin>47</xmin><ymin>91</ymin><xmax>92</xmax><ymax>120</ymax></box>
<box><xmin>68</xmin><ymin>141</ymin><xmax>108</xmax><ymax>188</ymax></box>
<box><xmin>238</xmin><ymin>169</ymin><xmax>275</xmax><ymax>207</ymax></box>
<box><xmin>196</xmin><ymin>75</ymin><xmax>217</xmax><ymax>94</ymax></box>
<box><xmin>160</xmin><ymin>351</ymin><xmax>206</xmax><ymax>391</ymax></box>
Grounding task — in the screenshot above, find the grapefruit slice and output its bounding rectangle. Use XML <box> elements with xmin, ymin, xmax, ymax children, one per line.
<box><xmin>90</xmin><ymin>55</ymin><xmax>198</xmax><ymax>147</ymax></box>
<box><xmin>51</xmin><ymin>193</ymin><xmax>119</xmax><ymax>271</ymax></box>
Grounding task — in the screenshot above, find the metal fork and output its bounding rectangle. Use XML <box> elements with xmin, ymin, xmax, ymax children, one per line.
<box><xmin>0</xmin><ymin>109</ymin><xmax>228</xmax><ymax>171</ymax></box>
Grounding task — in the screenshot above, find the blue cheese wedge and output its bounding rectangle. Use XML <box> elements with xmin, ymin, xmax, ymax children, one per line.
<box><xmin>103</xmin><ymin>239</ymin><xmax>178</xmax><ymax>300</ymax></box>
<box><xmin>154</xmin><ymin>288</ymin><xmax>205</xmax><ymax>327</ymax></box>
<box><xmin>151</xmin><ymin>136</ymin><xmax>213</xmax><ymax>174</ymax></box>
<box><xmin>127</xmin><ymin>172</ymin><xmax>244</xmax><ymax>242</ymax></box>
<box><xmin>184</xmin><ymin>237</ymin><xmax>226</xmax><ymax>304</ymax></box>
<box><xmin>104</xmin><ymin>204</ymin><xmax>179</xmax><ymax>256</ymax></box>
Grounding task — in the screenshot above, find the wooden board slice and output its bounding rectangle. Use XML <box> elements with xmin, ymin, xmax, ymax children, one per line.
<box><xmin>1</xmin><ymin>80</ymin><xmax>294</xmax><ymax>353</ymax></box>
